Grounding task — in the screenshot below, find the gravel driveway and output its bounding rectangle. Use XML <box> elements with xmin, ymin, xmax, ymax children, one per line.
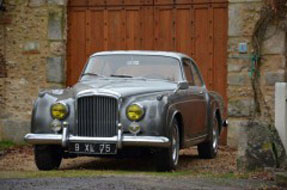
<box><xmin>0</xmin><ymin>175</ymin><xmax>277</xmax><ymax>190</ymax></box>
<box><xmin>0</xmin><ymin>146</ymin><xmax>280</xmax><ymax>190</ymax></box>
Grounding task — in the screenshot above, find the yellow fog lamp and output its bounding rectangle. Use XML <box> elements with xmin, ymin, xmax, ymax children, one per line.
<box><xmin>126</xmin><ymin>104</ymin><xmax>144</xmax><ymax>121</ymax></box>
<box><xmin>51</xmin><ymin>102</ymin><xmax>69</xmax><ymax>120</ymax></box>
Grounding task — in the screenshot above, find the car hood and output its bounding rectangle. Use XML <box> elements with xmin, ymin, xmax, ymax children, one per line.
<box><xmin>72</xmin><ymin>78</ymin><xmax>177</xmax><ymax>98</ymax></box>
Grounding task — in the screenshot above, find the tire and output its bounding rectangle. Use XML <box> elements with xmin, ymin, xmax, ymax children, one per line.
<box><xmin>34</xmin><ymin>145</ymin><xmax>62</xmax><ymax>170</ymax></box>
<box><xmin>156</xmin><ymin>119</ymin><xmax>180</xmax><ymax>171</ymax></box>
<box><xmin>198</xmin><ymin>113</ymin><xmax>219</xmax><ymax>159</ymax></box>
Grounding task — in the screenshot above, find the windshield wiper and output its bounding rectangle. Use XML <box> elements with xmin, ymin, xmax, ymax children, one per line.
<box><xmin>110</xmin><ymin>74</ymin><xmax>133</xmax><ymax>78</ymax></box>
<box><xmin>81</xmin><ymin>72</ymin><xmax>104</xmax><ymax>77</ymax></box>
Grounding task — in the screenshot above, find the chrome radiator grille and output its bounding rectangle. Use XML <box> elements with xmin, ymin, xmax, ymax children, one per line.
<box><xmin>76</xmin><ymin>96</ymin><xmax>118</xmax><ymax>137</ymax></box>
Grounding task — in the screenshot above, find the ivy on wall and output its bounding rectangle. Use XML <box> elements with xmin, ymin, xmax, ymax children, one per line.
<box><xmin>250</xmin><ymin>0</ymin><xmax>287</xmax><ymax>120</ymax></box>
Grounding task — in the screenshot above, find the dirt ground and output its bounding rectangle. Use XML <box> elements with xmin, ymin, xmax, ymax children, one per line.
<box><xmin>0</xmin><ymin>146</ymin><xmax>237</xmax><ymax>172</ymax></box>
<box><xmin>0</xmin><ymin>145</ymin><xmax>280</xmax><ymax>190</ymax></box>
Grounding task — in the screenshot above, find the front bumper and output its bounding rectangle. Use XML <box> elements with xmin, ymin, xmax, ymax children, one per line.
<box><xmin>24</xmin><ymin>127</ymin><xmax>170</xmax><ymax>149</ymax></box>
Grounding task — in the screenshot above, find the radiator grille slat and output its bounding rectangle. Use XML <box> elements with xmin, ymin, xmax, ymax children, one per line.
<box><xmin>77</xmin><ymin>96</ymin><xmax>117</xmax><ymax>137</ymax></box>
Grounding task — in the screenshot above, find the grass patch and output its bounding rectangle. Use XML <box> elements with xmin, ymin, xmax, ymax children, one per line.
<box><xmin>0</xmin><ymin>169</ymin><xmax>251</xmax><ymax>180</ymax></box>
<box><xmin>0</xmin><ymin>141</ymin><xmax>16</xmax><ymax>151</ymax></box>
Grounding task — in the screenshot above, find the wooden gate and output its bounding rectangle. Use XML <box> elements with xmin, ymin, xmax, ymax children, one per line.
<box><xmin>67</xmin><ymin>0</ymin><xmax>228</xmax><ymax>143</ymax></box>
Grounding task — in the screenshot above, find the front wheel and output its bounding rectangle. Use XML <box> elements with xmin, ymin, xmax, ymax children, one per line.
<box><xmin>156</xmin><ymin>119</ymin><xmax>180</xmax><ymax>171</ymax></box>
<box><xmin>198</xmin><ymin>113</ymin><xmax>219</xmax><ymax>159</ymax></box>
<box><xmin>34</xmin><ymin>145</ymin><xmax>62</xmax><ymax>170</ymax></box>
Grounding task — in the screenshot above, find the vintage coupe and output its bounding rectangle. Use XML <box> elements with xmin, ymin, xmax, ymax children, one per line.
<box><xmin>24</xmin><ymin>51</ymin><xmax>227</xmax><ymax>171</ymax></box>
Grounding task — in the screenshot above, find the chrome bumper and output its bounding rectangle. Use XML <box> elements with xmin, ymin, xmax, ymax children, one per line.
<box><xmin>24</xmin><ymin>128</ymin><xmax>170</xmax><ymax>148</ymax></box>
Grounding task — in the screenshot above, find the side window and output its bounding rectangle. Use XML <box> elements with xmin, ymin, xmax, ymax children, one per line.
<box><xmin>190</xmin><ymin>62</ymin><xmax>203</xmax><ymax>86</ymax></box>
<box><xmin>182</xmin><ymin>59</ymin><xmax>194</xmax><ymax>85</ymax></box>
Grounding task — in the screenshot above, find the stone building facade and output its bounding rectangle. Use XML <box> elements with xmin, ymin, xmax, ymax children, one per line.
<box><xmin>0</xmin><ymin>0</ymin><xmax>67</xmax><ymax>142</ymax></box>
<box><xmin>227</xmin><ymin>0</ymin><xmax>286</xmax><ymax>148</ymax></box>
<box><xmin>0</xmin><ymin>0</ymin><xmax>286</xmax><ymax>155</ymax></box>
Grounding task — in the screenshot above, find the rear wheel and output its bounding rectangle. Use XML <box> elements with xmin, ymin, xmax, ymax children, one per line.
<box><xmin>198</xmin><ymin>113</ymin><xmax>219</xmax><ymax>159</ymax></box>
<box><xmin>34</xmin><ymin>145</ymin><xmax>62</xmax><ymax>170</ymax></box>
<box><xmin>156</xmin><ymin>119</ymin><xmax>180</xmax><ymax>171</ymax></box>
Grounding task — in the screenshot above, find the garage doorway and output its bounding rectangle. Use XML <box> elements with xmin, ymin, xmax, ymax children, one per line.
<box><xmin>67</xmin><ymin>0</ymin><xmax>228</xmax><ymax>144</ymax></box>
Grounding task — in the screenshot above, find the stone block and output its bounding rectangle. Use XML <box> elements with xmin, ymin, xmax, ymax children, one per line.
<box><xmin>262</xmin><ymin>55</ymin><xmax>286</xmax><ymax>70</ymax></box>
<box><xmin>228</xmin><ymin>2</ymin><xmax>261</xmax><ymax>37</ymax></box>
<box><xmin>275</xmin><ymin>172</ymin><xmax>287</xmax><ymax>187</ymax></box>
<box><xmin>228</xmin><ymin>4</ymin><xmax>243</xmax><ymax>37</ymax></box>
<box><xmin>227</xmin><ymin>119</ymin><xmax>249</xmax><ymax>148</ymax></box>
<box><xmin>29</xmin><ymin>0</ymin><xmax>46</xmax><ymax>7</ymax></box>
<box><xmin>23</xmin><ymin>41</ymin><xmax>40</xmax><ymax>54</ymax></box>
<box><xmin>46</xmin><ymin>56</ymin><xmax>64</xmax><ymax>83</ymax></box>
<box><xmin>50</xmin><ymin>42</ymin><xmax>65</xmax><ymax>56</ymax></box>
<box><xmin>48</xmin><ymin>11</ymin><xmax>63</xmax><ymax>40</ymax></box>
<box><xmin>228</xmin><ymin>73</ymin><xmax>249</xmax><ymax>86</ymax></box>
<box><xmin>237</xmin><ymin>120</ymin><xmax>286</xmax><ymax>170</ymax></box>
<box><xmin>228</xmin><ymin>98</ymin><xmax>254</xmax><ymax>117</ymax></box>
<box><xmin>47</xmin><ymin>0</ymin><xmax>67</xmax><ymax>6</ymax></box>
<box><xmin>228</xmin><ymin>63</ymin><xmax>247</xmax><ymax>72</ymax></box>
<box><xmin>262</xmin><ymin>25</ymin><xmax>286</xmax><ymax>55</ymax></box>
<box><xmin>1</xmin><ymin>119</ymin><xmax>30</xmax><ymax>143</ymax></box>
<box><xmin>265</xmin><ymin>70</ymin><xmax>285</xmax><ymax>86</ymax></box>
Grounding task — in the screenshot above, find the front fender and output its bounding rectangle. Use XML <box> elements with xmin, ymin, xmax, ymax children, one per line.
<box><xmin>31</xmin><ymin>92</ymin><xmax>76</xmax><ymax>134</ymax></box>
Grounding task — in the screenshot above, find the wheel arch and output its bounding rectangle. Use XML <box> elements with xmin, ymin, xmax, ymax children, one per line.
<box><xmin>170</xmin><ymin>111</ymin><xmax>184</xmax><ymax>149</ymax></box>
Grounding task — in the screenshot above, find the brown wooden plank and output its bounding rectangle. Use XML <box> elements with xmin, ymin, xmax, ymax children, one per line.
<box><xmin>154</xmin><ymin>0</ymin><xmax>174</xmax><ymax>5</ymax></box>
<box><xmin>68</xmin><ymin>0</ymin><xmax>88</xmax><ymax>6</ymax></box>
<box><xmin>155</xmin><ymin>6</ymin><xmax>174</xmax><ymax>51</ymax></box>
<box><xmin>88</xmin><ymin>0</ymin><xmax>105</xmax><ymax>6</ymax></box>
<box><xmin>126</xmin><ymin>7</ymin><xmax>141</xmax><ymax>50</ymax></box>
<box><xmin>213</xmin><ymin>6</ymin><xmax>227</xmax><ymax>145</ymax></box>
<box><xmin>175</xmin><ymin>5</ymin><xmax>192</xmax><ymax>56</ymax></box>
<box><xmin>89</xmin><ymin>8</ymin><xmax>105</xmax><ymax>54</ymax></box>
<box><xmin>194</xmin><ymin>6</ymin><xmax>210</xmax><ymax>89</ymax></box>
<box><xmin>106</xmin><ymin>0</ymin><xmax>124</xmax><ymax>6</ymax></box>
<box><xmin>208</xmin><ymin>4</ymin><xmax>214</xmax><ymax>89</ymax></box>
<box><xmin>106</xmin><ymin>7</ymin><xmax>125</xmax><ymax>50</ymax></box>
<box><xmin>67</xmin><ymin>8</ymin><xmax>87</xmax><ymax>86</ymax></box>
<box><xmin>141</xmin><ymin>6</ymin><xmax>154</xmax><ymax>50</ymax></box>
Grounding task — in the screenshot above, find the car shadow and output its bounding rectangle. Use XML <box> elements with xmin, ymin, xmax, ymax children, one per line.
<box><xmin>61</xmin><ymin>148</ymin><xmax>201</xmax><ymax>172</ymax></box>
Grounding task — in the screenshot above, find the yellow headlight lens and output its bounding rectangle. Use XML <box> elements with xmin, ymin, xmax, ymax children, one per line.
<box><xmin>126</xmin><ymin>104</ymin><xmax>144</xmax><ymax>121</ymax></box>
<box><xmin>51</xmin><ymin>103</ymin><xmax>68</xmax><ymax>120</ymax></box>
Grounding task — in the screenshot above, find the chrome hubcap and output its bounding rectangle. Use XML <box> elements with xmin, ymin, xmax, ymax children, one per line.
<box><xmin>212</xmin><ymin>117</ymin><xmax>219</xmax><ymax>152</ymax></box>
<box><xmin>172</xmin><ymin>124</ymin><xmax>179</xmax><ymax>165</ymax></box>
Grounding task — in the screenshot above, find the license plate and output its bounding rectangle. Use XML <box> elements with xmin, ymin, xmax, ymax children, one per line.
<box><xmin>69</xmin><ymin>143</ymin><xmax>117</xmax><ymax>155</ymax></box>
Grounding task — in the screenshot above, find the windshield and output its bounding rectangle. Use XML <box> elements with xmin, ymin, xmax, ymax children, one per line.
<box><xmin>82</xmin><ymin>55</ymin><xmax>182</xmax><ymax>82</ymax></box>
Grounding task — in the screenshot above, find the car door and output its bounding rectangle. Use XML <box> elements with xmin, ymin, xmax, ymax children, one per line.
<box><xmin>189</xmin><ymin>60</ymin><xmax>208</xmax><ymax>135</ymax></box>
<box><xmin>179</xmin><ymin>58</ymin><xmax>208</xmax><ymax>140</ymax></box>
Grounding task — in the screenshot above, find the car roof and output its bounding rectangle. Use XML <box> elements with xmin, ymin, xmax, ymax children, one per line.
<box><xmin>91</xmin><ymin>50</ymin><xmax>193</xmax><ymax>61</ymax></box>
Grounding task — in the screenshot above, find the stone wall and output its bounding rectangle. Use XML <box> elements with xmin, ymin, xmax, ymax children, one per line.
<box><xmin>0</xmin><ymin>0</ymin><xmax>286</xmax><ymax>151</ymax></box>
<box><xmin>227</xmin><ymin>0</ymin><xmax>287</xmax><ymax>148</ymax></box>
<box><xmin>0</xmin><ymin>0</ymin><xmax>67</xmax><ymax>143</ymax></box>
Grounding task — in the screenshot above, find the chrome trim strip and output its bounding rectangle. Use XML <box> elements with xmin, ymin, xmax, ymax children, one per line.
<box><xmin>186</xmin><ymin>134</ymin><xmax>208</xmax><ymax>142</ymax></box>
<box><xmin>24</xmin><ymin>133</ymin><xmax>171</xmax><ymax>148</ymax></box>
<box><xmin>24</xmin><ymin>134</ymin><xmax>62</xmax><ymax>144</ymax></box>
<box><xmin>117</xmin><ymin>124</ymin><xmax>123</xmax><ymax>149</ymax></box>
<box><xmin>76</xmin><ymin>90</ymin><xmax>121</xmax><ymax>99</ymax></box>
<box><xmin>61</xmin><ymin>122</ymin><xmax>69</xmax><ymax>147</ymax></box>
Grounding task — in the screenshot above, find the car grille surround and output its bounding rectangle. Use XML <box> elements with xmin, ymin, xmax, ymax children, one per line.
<box><xmin>76</xmin><ymin>96</ymin><xmax>118</xmax><ymax>137</ymax></box>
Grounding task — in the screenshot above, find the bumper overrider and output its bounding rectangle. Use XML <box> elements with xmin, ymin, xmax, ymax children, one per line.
<box><xmin>24</xmin><ymin>123</ymin><xmax>171</xmax><ymax>149</ymax></box>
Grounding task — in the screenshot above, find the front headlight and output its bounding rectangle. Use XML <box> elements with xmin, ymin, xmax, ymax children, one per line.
<box><xmin>51</xmin><ymin>102</ymin><xmax>69</xmax><ymax>120</ymax></box>
<box><xmin>126</xmin><ymin>104</ymin><xmax>144</xmax><ymax>121</ymax></box>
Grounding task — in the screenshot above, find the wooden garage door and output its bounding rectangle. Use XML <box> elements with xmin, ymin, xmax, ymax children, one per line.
<box><xmin>67</xmin><ymin>0</ymin><xmax>227</xmax><ymax>96</ymax></box>
<box><xmin>67</xmin><ymin>0</ymin><xmax>228</xmax><ymax>143</ymax></box>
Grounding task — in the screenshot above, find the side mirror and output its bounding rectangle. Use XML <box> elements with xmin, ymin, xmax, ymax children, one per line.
<box><xmin>178</xmin><ymin>81</ymin><xmax>189</xmax><ymax>90</ymax></box>
<box><xmin>174</xmin><ymin>81</ymin><xmax>189</xmax><ymax>93</ymax></box>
